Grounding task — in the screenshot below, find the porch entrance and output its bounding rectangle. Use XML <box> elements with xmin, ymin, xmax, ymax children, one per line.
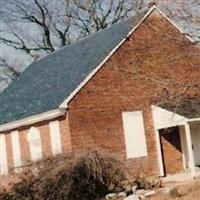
<box><xmin>152</xmin><ymin>105</ymin><xmax>200</xmax><ymax>178</ymax></box>
<box><xmin>159</xmin><ymin>127</ymin><xmax>183</xmax><ymax>176</ymax></box>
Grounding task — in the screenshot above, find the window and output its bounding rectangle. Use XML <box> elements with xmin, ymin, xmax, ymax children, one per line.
<box><xmin>122</xmin><ymin>111</ymin><xmax>148</xmax><ymax>159</ymax></box>
<box><xmin>49</xmin><ymin>120</ymin><xmax>62</xmax><ymax>156</ymax></box>
<box><xmin>27</xmin><ymin>127</ymin><xmax>42</xmax><ymax>161</ymax></box>
<box><xmin>11</xmin><ymin>130</ymin><xmax>22</xmax><ymax>173</ymax></box>
<box><xmin>0</xmin><ymin>134</ymin><xmax>8</xmax><ymax>175</ymax></box>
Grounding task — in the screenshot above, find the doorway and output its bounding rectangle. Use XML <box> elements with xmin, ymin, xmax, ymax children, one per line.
<box><xmin>191</xmin><ymin>122</ymin><xmax>200</xmax><ymax>167</ymax></box>
<box><xmin>159</xmin><ymin>127</ymin><xmax>183</xmax><ymax>175</ymax></box>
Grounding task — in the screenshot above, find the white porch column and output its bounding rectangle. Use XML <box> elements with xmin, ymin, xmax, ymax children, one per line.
<box><xmin>155</xmin><ymin>129</ymin><xmax>164</xmax><ymax>177</ymax></box>
<box><xmin>184</xmin><ymin>122</ymin><xmax>196</xmax><ymax>177</ymax></box>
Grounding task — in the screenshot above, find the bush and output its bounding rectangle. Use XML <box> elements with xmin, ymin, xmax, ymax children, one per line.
<box><xmin>0</xmin><ymin>151</ymin><xmax>127</xmax><ymax>200</ymax></box>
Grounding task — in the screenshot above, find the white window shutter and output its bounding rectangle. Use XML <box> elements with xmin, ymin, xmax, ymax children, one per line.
<box><xmin>27</xmin><ymin>127</ymin><xmax>43</xmax><ymax>161</ymax></box>
<box><xmin>49</xmin><ymin>120</ymin><xmax>62</xmax><ymax>156</ymax></box>
<box><xmin>11</xmin><ymin>130</ymin><xmax>22</xmax><ymax>173</ymax></box>
<box><xmin>122</xmin><ymin>111</ymin><xmax>148</xmax><ymax>159</ymax></box>
<box><xmin>0</xmin><ymin>134</ymin><xmax>8</xmax><ymax>175</ymax></box>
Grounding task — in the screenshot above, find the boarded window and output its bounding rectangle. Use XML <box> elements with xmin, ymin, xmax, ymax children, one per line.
<box><xmin>122</xmin><ymin>111</ymin><xmax>147</xmax><ymax>159</ymax></box>
<box><xmin>11</xmin><ymin>130</ymin><xmax>22</xmax><ymax>173</ymax></box>
<box><xmin>49</xmin><ymin>120</ymin><xmax>62</xmax><ymax>156</ymax></box>
<box><xmin>0</xmin><ymin>134</ymin><xmax>8</xmax><ymax>175</ymax></box>
<box><xmin>27</xmin><ymin>127</ymin><xmax>42</xmax><ymax>161</ymax></box>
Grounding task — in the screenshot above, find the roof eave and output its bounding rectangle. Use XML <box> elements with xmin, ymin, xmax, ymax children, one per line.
<box><xmin>0</xmin><ymin>108</ymin><xmax>67</xmax><ymax>133</ymax></box>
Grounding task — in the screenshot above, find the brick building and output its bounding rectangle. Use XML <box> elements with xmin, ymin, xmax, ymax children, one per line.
<box><xmin>0</xmin><ymin>6</ymin><xmax>200</xmax><ymax>187</ymax></box>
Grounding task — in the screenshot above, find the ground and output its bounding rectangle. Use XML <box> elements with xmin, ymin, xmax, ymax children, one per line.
<box><xmin>147</xmin><ymin>179</ymin><xmax>200</xmax><ymax>200</ymax></box>
<box><xmin>103</xmin><ymin>178</ymin><xmax>200</xmax><ymax>200</ymax></box>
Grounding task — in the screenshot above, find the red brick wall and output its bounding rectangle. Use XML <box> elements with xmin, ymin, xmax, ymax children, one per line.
<box><xmin>0</xmin><ymin>115</ymin><xmax>72</xmax><ymax>188</ymax></box>
<box><xmin>60</xmin><ymin>115</ymin><xmax>72</xmax><ymax>153</ymax></box>
<box><xmin>68</xmin><ymin>10</ymin><xmax>200</xmax><ymax>177</ymax></box>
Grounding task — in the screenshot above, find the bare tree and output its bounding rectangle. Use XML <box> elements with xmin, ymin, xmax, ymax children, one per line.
<box><xmin>159</xmin><ymin>0</ymin><xmax>200</xmax><ymax>43</ymax></box>
<box><xmin>0</xmin><ymin>57</ymin><xmax>20</xmax><ymax>80</ymax></box>
<box><xmin>0</xmin><ymin>0</ymin><xmax>144</xmax><ymax>58</ymax></box>
<box><xmin>0</xmin><ymin>57</ymin><xmax>22</xmax><ymax>92</ymax></box>
<box><xmin>0</xmin><ymin>0</ymin><xmax>145</xmax><ymax>90</ymax></box>
<box><xmin>0</xmin><ymin>0</ymin><xmax>71</xmax><ymax>57</ymax></box>
<box><xmin>0</xmin><ymin>0</ymin><xmax>199</xmax><ymax>59</ymax></box>
<box><xmin>68</xmin><ymin>0</ymin><xmax>144</xmax><ymax>36</ymax></box>
<box><xmin>0</xmin><ymin>0</ymin><xmax>199</xmax><ymax>92</ymax></box>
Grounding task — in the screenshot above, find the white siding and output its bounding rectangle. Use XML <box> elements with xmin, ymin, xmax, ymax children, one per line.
<box><xmin>0</xmin><ymin>134</ymin><xmax>8</xmax><ymax>175</ymax></box>
<box><xmin>49</xmin><ymin>120</ymin><xmax>62</xmax><ymax>156</ymax></box>
<box><xmin>11</xmin><ymin>130</ymin><xmax>22</xmax><ymax>173</ymax></box>
<box><xmin>27</xmin><ymin>127</ymin><xmax>42</xmax><ymax>161</ymax></box>
<box><xmin>122</xmin><ymin>111</ymin><xmax>148</xmax><ymax>159</ymax></box>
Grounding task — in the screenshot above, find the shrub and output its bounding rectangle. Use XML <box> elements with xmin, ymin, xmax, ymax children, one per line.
<box><xmin>0</xmin><ymin>151</ymin><xmax>127</xmax><ymax>200</ymax></box>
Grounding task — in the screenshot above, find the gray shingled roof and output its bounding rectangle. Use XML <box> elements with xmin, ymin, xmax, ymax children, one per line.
<box><xmin>0</xmin><ymin>10</ymin><xmax>148</xmax><ymax>125</ymax></box>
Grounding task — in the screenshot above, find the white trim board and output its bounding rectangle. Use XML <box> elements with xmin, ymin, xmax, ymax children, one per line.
<box><xmin>59</xmin><ymin>5</ymin><xmax>194</xmax><ymax>108</ymax></box>
<box><xmin>154</xmin><ymin>128</ymin><xmax>164</xmax><ymax>176</ymax></box>
<box><xmin>0</xmin><ymin>108</ymin><xmax>66</xmax><ymax>133</ymax></box>
<box><xmin>188</xmin><ymin>118</ymin><xmax>200</xmax><ymax>123</ymax></box>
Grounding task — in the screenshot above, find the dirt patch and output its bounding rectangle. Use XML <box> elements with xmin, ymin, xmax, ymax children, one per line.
<box><xmin>147</xmin><ymin>180</ymin><xmax>200</xmax><ymax>200</ymax></box>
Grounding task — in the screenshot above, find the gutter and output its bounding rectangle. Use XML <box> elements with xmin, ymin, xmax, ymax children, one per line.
<box><xmin>0</xmin><ymin>108</ymin><xmax>67</xmax><ymax>133</ymax></box>
<box><xmin>187</xmin><ymin>118</ymin><xmax>200</xmax><ymax>123</ymax></box>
